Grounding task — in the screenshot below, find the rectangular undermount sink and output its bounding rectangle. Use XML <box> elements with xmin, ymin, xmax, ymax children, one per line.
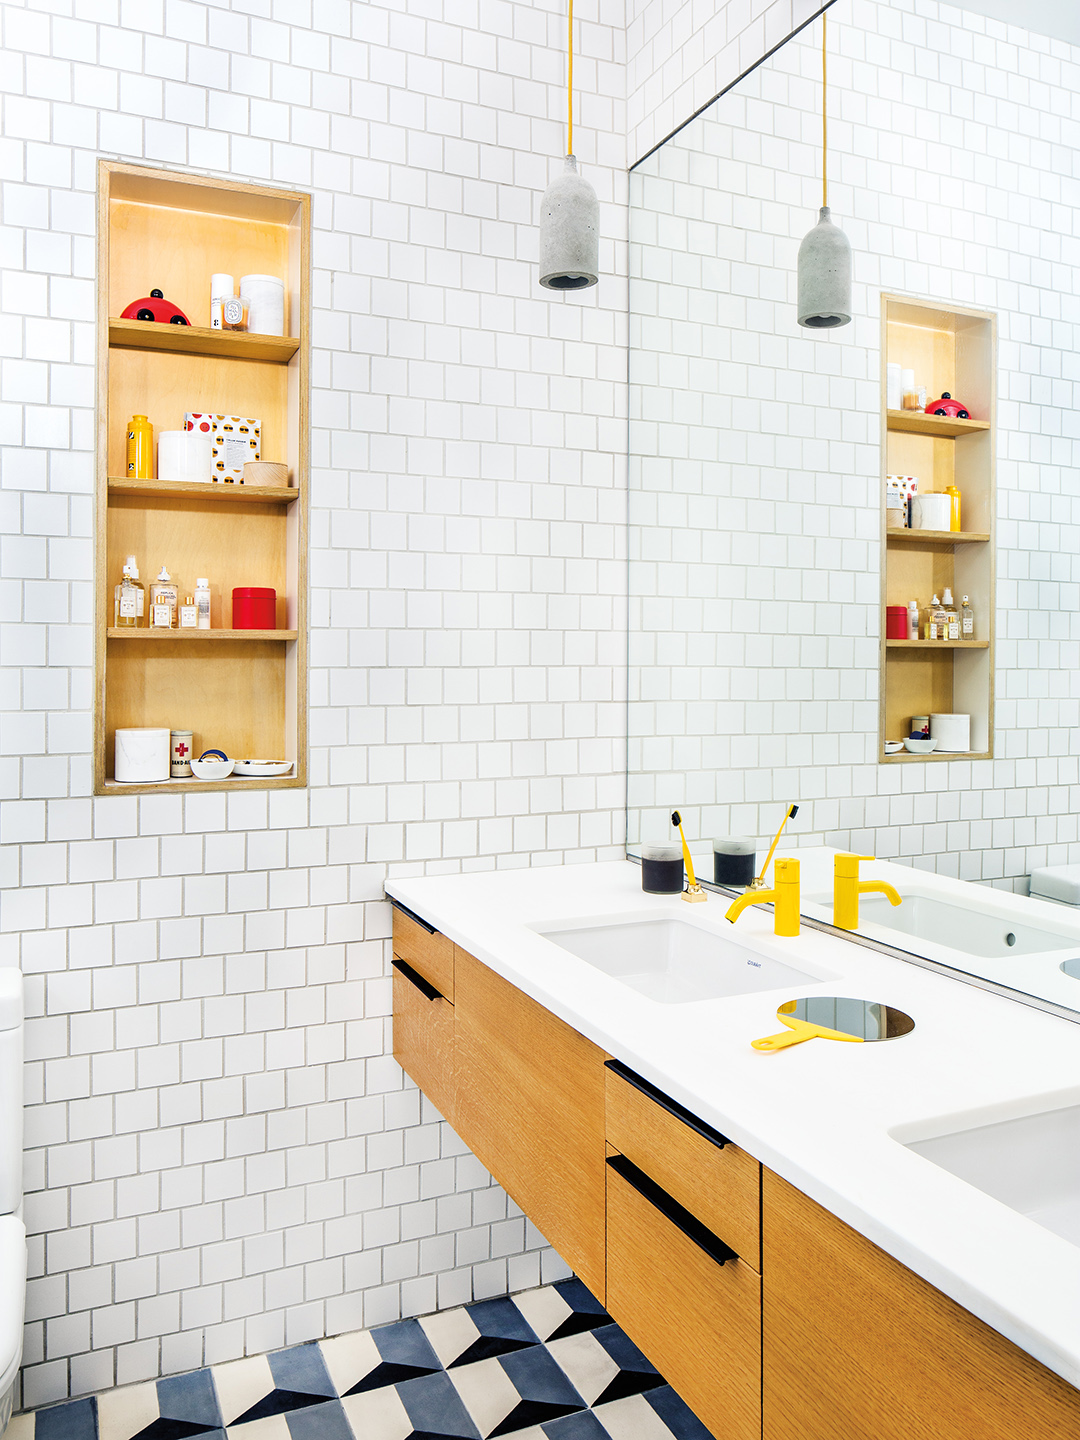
<box><xmin>533</xmin><ymin>913</ymin><xmax>826</xmax><ymax>1003</ymax></box>
<box><xmin>904</xmin><ymin>1104</ymin><xmax>1080</xmax><ymax>1247</ymax></box>
<box><xmin>830</xmin><ymin>892</ymin><xmax>1079</xmax><ymax>959</ymax></box>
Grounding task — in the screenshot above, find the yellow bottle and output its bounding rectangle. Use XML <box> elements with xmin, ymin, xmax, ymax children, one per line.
<box><xmin>945</xmin><ymin>484</ymin><xmax>961</xmax><ymax>532</ymax></box>
<box><xmin>126</xmin><ymin>414</ymin><xmax>153</xmax><ymax>478</ymax></box>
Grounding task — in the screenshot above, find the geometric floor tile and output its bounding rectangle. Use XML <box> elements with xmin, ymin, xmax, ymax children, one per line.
<box><xmin>14</xmin><ymin>1284</ymin><xmax>717</xmax><ymax>1440</ymax></box>
<box><xmin>420</xmin><ymin>1297</ymin><xmax>540</xmax><ymax>1369</ymax></box>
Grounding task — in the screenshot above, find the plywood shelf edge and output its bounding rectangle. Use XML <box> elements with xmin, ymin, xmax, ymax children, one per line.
<box><xmin>886</xmin><ymin>528</ymin><xmax>989</xmax><ymax>545</ymax></box>
<box><xmin>103</xmin><ymin>775</ymin><xmax>302</xmax><ymax>794</ymax></box>
<box><xmin>106</xmin><ymin>628</ymin><xmax>297</xmax><ymax>641</ymax></box>
<box><xmin>885</xmin><ymin>639</ymin><xmax>989</xmax><ymax>650</ymax></box>
<box><xmin>885</xmin><ymin>409</ymin><xmax>990</xmax><ymax>437</ymax></box>
<box><xmin>108</xmin><ymin>317</ymin><xmax>299</xmax><ymax>363</ymax></box>
<box><xmin>108</xmin><ymin>477</ymin><xmax>298</xmax><ymax>504</ymax></box>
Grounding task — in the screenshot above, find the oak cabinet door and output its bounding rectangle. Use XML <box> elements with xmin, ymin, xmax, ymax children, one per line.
<box><xmin>762</xmin><ymin>1168</ymin><xmax>1080</xmax><ymax>1440</ymax></box>
<box><xmin>453</xmin><ymin>947</ymin><xmax>607</xmax><ymax>1301</ymax></box>
<box><xmin>606</xmin><ymin>1156</ymin><xmax>761</xmax><ymax>1440</ymax></box>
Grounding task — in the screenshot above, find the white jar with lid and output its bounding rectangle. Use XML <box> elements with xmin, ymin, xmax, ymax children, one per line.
<box><xmin>239</xmin><ymin>274</ymin><xmax>285</xmax><ymax>336</ymax></box>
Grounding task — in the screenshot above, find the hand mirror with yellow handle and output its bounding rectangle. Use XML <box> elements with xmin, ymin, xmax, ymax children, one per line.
<box><xmin>752</xmin><ymin>996</ymin><xmax>915</xmax><ymax>1052</ymax></box>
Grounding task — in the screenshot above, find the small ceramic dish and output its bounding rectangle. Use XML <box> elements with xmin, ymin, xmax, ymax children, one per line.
<box><xmin>233</xmin><ymin>759</ymin><xmax>293</xmax><ymax>778</ymax></box>
<box><xmin>903</xmin><ymin>738</ymin><xmax>938</xmax><ymax>755</ymax></box>
<box><xmin>884</xmin><ymin>741</ymin><xmax>904</xmax><ymax>754</ymax></box>
<box><xmin>191</xmin><ymin>752</ymin><xmax>235</xmax><ymax>780</ymax></box>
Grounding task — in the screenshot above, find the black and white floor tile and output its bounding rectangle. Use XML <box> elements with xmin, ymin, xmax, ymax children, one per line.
<box><xmin>10</xmin><ymin>1280</ymin><xmax>714</xmax><ymax>1440</ymax></box>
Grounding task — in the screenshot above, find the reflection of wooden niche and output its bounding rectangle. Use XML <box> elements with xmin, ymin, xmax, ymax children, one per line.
<box><xmin>879</xmin><ymin>297</ymin><xmax>995</xmax><ymax>761</ymax></box>
<box><xmin>95</xmin><ymin>161</ymin><xmax>310</xmax><ymax>793</ymax></box>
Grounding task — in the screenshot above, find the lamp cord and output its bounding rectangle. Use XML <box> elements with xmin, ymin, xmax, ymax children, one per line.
<box><xmin>822</xmin><ymin>8</ymin><xmax>827</xmax><ymax>209</ymax></box>
<box><xmin>568</xmin><ymin>0</ymin><xmax>574</xmax><ymax>157</ymax></box>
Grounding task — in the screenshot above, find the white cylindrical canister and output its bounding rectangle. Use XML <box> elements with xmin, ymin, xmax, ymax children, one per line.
<box><xmin>114</xmin><ymin>728</ymin><xmax>170</xmax><ymax>783</ymax></box>
<box><xmin>910</xmin><ymin>494</ymin><xmax>952</xmax><ymax>531</ymax></box>
<box><xmin>210</xmin><ymin>273</ymin><xmax>233</xmax><ymax>329</ymax></box>
<box><xmin>886</xmin><ymin>363</ymin><xmax>902</xmax><ymax>410</ymax></box>
<box><xmin>239</xmin><ymin>274</ymin><xmax>285</xmax><ymax>336</ymax></box>
<box><xmin>930</xmin><ymin>714</ymin><xmax>971</xmax><ymax>753</ymax></box>
<box><xmin>158</xmin><ymin>430</ymin><xmax>213</xmax><ymax>483</ymax></box>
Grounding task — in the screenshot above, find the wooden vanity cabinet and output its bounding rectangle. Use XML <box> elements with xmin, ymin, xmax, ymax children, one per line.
<box><xmin>392</xmin><ymin>906</ymin><xmax>457</xmax><ymax>1126</ymax></box>
<box><xmin>605</xmin><ymin>1061</ymin><xmax>762</xmax><ymax>1440</ymax></box>
<box><xmin>390</xmin><ymin>909</ymin><xmax>1080</xmax><ymax>1439</ymax></box>
<box><xmin>763</xmin><ymin>1169</ymin><xmax>1080</xmax><ymax>1440</ymax></box>
<box><xmin>453</xmin><ymin>947</ymin><xmax>608</xmax><ymax>1302</ymax></box>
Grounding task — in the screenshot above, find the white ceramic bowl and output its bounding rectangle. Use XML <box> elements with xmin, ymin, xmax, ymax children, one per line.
<box><xmin>190</xmin><ymin>757</ymin><xmax>235</xmax><ymax>780</ymax></box>
<box><xmin>903</xmin><ymin>738</ymin><xmax>938</xmax><ymax>755</ymax></box>
<box><xmin>884</xmin><ymin>741</ymin><xmax>904</xmax><ymax>754</ymax></box>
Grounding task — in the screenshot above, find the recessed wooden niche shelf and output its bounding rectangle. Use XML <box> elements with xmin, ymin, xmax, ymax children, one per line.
<box><xmin>95</xmin><ymin>161</ymin><xmax>311</xmax><ymax>793</ymax></box>
<box><xmin>880</xmin><ymin>296</ymin><xmax>996</xmax><ymax>763</ymax></box>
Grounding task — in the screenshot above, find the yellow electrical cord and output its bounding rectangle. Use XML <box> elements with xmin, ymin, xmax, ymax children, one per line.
<box><xmin>568</xmin><ymin>0</ymin><xmax>574</xmax><ymax>157</ymax></box>
<box><xmin>822</xmin><ymin>9</ymin><xmax>827</xmax><ymax>209</ymax></box>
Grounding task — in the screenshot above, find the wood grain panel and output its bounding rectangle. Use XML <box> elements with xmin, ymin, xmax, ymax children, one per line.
<box><xmin>454</xmin><ymin>948</ymin><xmax>607</xmax><ymax>1301</ymax></box>
<box><xmin>607</xmin><ymin>1163</ymin><xmax>761</xmax><ymax>1440</ymax></box>
<box><xmin>107</xmin><ymin>492</ymin><xmax>287</xmax><ymax>630</ymax></box>
<box><xmin>393</xmin><ymin>961</ymin><xmax>456</xmax><ymax>1126</ymax></box>
<box><xmin>606</xmin><ymin>1063</ymin><xmax>761</xmax><ymax>1269</ymax></box>
<box><xmin>762</xmin><ymin>1169</ymin><xmax>1080</xmax><ymax>1440</ymax></box>
<box><xmin>104</xmin><ymin>637</ymin><xmax>288</xmax><ymax>773</ymax></box>
<box><xmin>391</xmin><ymin>909</ymin><xmax>455</xmax><ymax>1002</ymax></box>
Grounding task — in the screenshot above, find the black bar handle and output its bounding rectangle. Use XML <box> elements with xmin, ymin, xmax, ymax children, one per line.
<box><xmin>605</xmin><ymin>1058</ymin><xmax>731</xmax><ymax>1150</ymax></box>
<box><xmin>607</xmin><ymin>1154</ymin><xmax>738</xmax><ymax>1267</ymax></box>
<box><xmin>390</xmin><ymin>898</ymin><xmax>437</xmax><ymax>935</ymax></box>
<box><xmin>392</xmin><ymin>958</ymin><xmax>443</xmax><ymax>1002</ymax></box>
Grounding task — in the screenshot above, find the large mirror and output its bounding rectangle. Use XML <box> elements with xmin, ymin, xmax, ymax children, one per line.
<box><xmin>626</xmin><ymin>4</ymin><xmax>1080</xmax><ymax>1018</ymax></box>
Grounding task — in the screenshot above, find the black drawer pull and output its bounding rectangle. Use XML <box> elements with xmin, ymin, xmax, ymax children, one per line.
<box><xmin>606</xmin><ymin>1058</ymin><xmax>731</xmax><ymax>1150</ymax></box>
<box><xmin>607</xmin><ymin>1154</ymin><xmax>738</xmax><ymax>1267</ymax></box>
<box><xmin>390</xmin><ymin>898</ymin><xmax>437</xmax><ymax>934</ymax></box>
<box><xmin>392</xmin><ymin>958</ymin><xmax>443</xmax><ymax>1002</ymax></box>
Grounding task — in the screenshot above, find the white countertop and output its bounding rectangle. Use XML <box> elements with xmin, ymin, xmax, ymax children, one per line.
<box><xmin>386</xmin><ymin>850</ymin><xmax>1080</xmax><ymax>1390</ymax></box>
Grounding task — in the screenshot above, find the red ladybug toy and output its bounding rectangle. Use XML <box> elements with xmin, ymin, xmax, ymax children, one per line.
<box><xmin>120</xmin><ymin>289</ymin><xmax>190</xmax><ymax>325</ymax></box>
<box><xmin>925</xmin><ymin>392</ymin><xmax>970</xmax><ymax>419</ymax></box>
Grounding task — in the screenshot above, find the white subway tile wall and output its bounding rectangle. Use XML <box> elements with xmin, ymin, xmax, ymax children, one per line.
<box><xmin>0</xmin><ymin>0</ymin><xmax>643</xmax><ymax>1409</ymax></box>
<box><xmin>627</xmin><ymin>2</ymin><xmax>1080</xmax><ymax>889</ymax></box>
<box><xmin>0</xmin><ymin>0</ymin><xmax>1067</xmax><ymax>1415</ymax></box>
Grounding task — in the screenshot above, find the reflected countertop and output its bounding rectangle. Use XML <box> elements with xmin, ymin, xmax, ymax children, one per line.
<box><xmin>386</xmin><ymin>854</ymin><xmax>1080</xmax><ymax>1391</ymax></box>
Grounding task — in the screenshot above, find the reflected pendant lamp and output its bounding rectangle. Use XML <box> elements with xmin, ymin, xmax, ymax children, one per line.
<box><xmin>797</xmin><ymin>9</ymin><xmax>851</xmax><ymax>329</ymax></box>
<box><xmin>539</xmin><ymin>0</ymin><xmax>599</xmax><ymax>291</ymax></box>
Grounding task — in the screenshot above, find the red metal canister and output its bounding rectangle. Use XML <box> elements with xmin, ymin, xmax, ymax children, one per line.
<box><xmin>885</xmin><ymin>605</ymin><xmax>908</xmax><ymax>640</ymax></box>
<box><xmin>232</xmin><ymin>587</ymin><xmax>276</xmax><ymax>629</ymax></box>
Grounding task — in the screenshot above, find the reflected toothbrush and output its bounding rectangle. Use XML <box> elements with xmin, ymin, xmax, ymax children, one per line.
<box><xmin>671</xmin><ymin>810</ymin><xmax>707</xmax><ymax>903</ymax></box>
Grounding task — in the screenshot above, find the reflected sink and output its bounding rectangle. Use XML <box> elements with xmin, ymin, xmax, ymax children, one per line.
<box><xmin>825</xmin><ymin>892</ymin><xmax>1079</xmax><ymax>959</ymax></box>
<box><xmin>904</xmin><ymin>1104</ymin><xmax>1080</xmax><ymax>1247</ymax></box>
<box><xmin>534</xmin><ymin>914</ymin><xmax>826</xmax><ymax>1003</ymax></box>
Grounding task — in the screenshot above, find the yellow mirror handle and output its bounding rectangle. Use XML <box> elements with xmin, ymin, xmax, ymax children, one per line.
<box><xmin>752</xmin><ymin>1025</ymin><xmax>818</xmax><ymax>1052</ymax></box>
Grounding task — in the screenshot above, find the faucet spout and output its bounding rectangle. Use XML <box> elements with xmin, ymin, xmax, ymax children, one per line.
<box><xmin>725</xmin><ymin>858</ymin><xmax>800</xmax><ymax>936</ymax></box>
<box><xmin>860</xmin><ymin>880</ymin><xmax>902</xmax><ymax>908</ymax></box>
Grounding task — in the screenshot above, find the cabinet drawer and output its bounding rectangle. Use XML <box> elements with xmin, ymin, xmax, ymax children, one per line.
<box><xmin>392</xmin><ymin>958</ymin><xmax>455</xmax><ymax>1124</ymax></box>
<box><xmin>606</xmin><ymin>1059</ymin><xmax>761</xmax><ymax>1268</ymax></box>
<box><xmin>606</xmin><ymin>1156</ymin><xmax>761</xmax><ymax>1440</ymax></box>
<box><xmin>392</xmin><ymin>902</ymin><xmax>455</xmax><ymax>1001</ymax></box>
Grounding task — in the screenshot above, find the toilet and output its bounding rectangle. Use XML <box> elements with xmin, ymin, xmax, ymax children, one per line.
<box><xmin>0</xmin><ymin>970</ymin><xmax>25</xmax><ymax>1435</ymax></box>
<box><xmin>1029</xmin><ymin>865</ymin><xmax>1080</xmax><ymax>909</ymax></box>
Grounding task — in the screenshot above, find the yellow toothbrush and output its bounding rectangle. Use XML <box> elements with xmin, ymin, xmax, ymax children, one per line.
<box><xmin>670</xmin><ymin>811</ymin><xmax>707</xmax><ymax>903</ymax></box>
<box><xmin>748</xmin><ymin>803</ymin><xmax>799</xmax><ymax>891</ymax></box>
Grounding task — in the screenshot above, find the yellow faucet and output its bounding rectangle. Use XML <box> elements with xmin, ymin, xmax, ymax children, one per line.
<box><xmin>725</xmin><ymin>857</ymin><xmax>801</xmax><ymax>936</ymax></box>
<box><xmin>833</xmin><ymin>853</ymin><xmax>902</xmax><ymax>931</ymax></box>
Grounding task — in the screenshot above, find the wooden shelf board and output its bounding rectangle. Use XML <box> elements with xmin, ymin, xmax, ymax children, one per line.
<box><xmin>885</xmin><ymin>639</ymin><xmax>989</xmax><ymax>649</ymax></box>
<box><xmin>886</xmin><ymin>528</ymin><xmax>989</xmax><ymax>545</ymax></box>
<box><xmin>886</xmin><ymin>410</ymin><xmax>990</xmax><ymax>438</ymax></box>
<box><xmin>106</xmin><ymin>628</ymin><xmax>297</xmax><ymax>641</ymax></box>
<box><xmin>103</xmin><ymin>774</ymin><xmax>301</xmax><ymax>794</ymax></box>
<box><xmin>880</xmin><ymin>751</ymin><xmax>992</xmax><ymax>764</ymax></box>
<box><xmin>108</xmin><ymin>477</ymin><xmax>297</xmax><ymax>504</ymax></box>
<box><xmin>108</xmin><ymin>317</ymin><xmax>299</xmax><ymax>364</ymax></box>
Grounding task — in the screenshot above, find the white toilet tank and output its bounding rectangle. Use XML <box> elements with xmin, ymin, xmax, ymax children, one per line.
<box><xmin>0</xmin><ymin>970</ymin><xmax>25</xmax><ymax>1436</ymax></box>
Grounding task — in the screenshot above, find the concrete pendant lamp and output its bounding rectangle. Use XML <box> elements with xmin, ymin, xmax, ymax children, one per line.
<box><xmin>539</xmin><ymin>0</ymin><xmax>599</xmax><ymax>291</ymax></box>
<box><xmin>797</xmin><ymin>10</ymin><xmax>851</xmax><ymax>329</ymax></box>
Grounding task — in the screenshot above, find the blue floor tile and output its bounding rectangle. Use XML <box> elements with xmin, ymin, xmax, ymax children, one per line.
<box><xmin>397</xmin><ymin>1371</ymin><xmax>483</xmax><ymax>1439</ymax></box>
<box><xmin>644</xmin><ymin>1386</ymin><xmax>715</xmax><ymax>1440</ymax></box>
<box><xmin>156</xmin><ymin>1369</ymin><xmax>222</xmax><ymax>1431</ymax></box>
<box><xmin>35</xmin><ymin>1398</ymin><xmax>98</xmax><ymax>1440</ymax></box>
<box><xmin>285</xmin><ymin>1399</ymin><xmax>353</xmax><ymax>1440</ymax></box>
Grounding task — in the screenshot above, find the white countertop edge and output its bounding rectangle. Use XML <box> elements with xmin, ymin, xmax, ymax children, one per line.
<box><xmin>386</xmin><ymin>854</ymin><xmax>1080</xmax><ymax>1391</ymax></box>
